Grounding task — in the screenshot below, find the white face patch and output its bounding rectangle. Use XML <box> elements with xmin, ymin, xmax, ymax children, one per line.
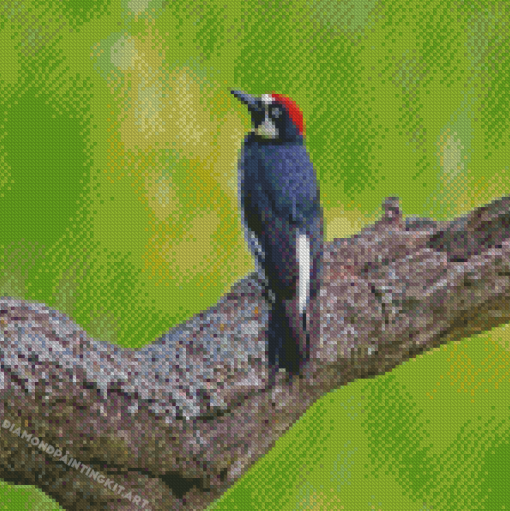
<box><xmin>256</xmin><ymin>108</ymin><xmax>278</xmax><ymax>138</ymax></box>
<box><xmin>261</xmin><ymin>94</ymin><xmax>273</xmax><ymax>105</ymax></box>
<box><xmin>255</xmin><ymin>93</ymin><xmax>278</xmax><ymax>138</ymax></box>
<box><xmin>297</xmin><ymin>234</ymin><xmax>311</xmax><ymax>314</ymax></box>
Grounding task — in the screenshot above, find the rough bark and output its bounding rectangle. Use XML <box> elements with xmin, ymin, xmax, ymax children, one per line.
<box><xmin>0</xmin><ymin>196</ymin><xmax>508</xmax><ymax>510</ymax></box>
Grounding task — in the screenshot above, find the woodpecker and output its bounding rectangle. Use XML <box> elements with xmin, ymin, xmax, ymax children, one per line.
<box><xmin>231</xmin><ymin>90</ymin><xmax>323</xmax><ymax>377</ymax></box>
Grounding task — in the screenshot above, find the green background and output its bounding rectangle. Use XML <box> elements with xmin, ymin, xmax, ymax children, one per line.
<box><xmin>0</xmin><ymin>0</ymin><xmax>509</xmax><ymax>509</ymax></box>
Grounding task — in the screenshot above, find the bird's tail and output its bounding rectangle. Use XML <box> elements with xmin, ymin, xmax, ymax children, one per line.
<box><xmin>267</xmin><ymin>296</ymin><xmax>308</xmax><ymax>376</ymax></box>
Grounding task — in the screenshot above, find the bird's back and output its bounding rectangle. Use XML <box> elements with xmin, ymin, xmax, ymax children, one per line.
<box><xmin>240</xmin><ymin>135</ymin><xmax>321</xmax><ymax>226</ymax></box>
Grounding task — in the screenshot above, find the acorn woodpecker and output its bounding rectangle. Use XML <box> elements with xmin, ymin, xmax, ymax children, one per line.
<box><xmin>231</xmin><ymin>90</ymin><xmax>323</xmax><ymax>377</ymax></box>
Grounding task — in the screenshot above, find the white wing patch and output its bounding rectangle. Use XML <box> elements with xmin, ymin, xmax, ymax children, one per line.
<box><xmin>249</xmin><ymin>229</ymin><xmax>265</xmax><ymax>259</ymax></box>
<box><xmin>297</xmin><ymin>234</ymin><xmax>311</xmax><ymax>314</ymax></box>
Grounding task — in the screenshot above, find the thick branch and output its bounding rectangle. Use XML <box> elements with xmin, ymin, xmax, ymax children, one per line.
<box><xmin>0</xmin><ymin>196</ymin><xmax>509</xmax><ymax>510</ymax></box>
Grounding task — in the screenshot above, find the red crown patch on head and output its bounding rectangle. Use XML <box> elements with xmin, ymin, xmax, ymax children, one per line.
<box><xmin>270</xmin><ymin>92</ymin><xmax>305</xmax><ymax>136</ymax></box>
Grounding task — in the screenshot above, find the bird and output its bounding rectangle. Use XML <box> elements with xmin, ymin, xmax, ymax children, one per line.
<box><xmin>231</xmin><ymin>90</ymin><xmax>323</xmax><ymax>378</ymax></box>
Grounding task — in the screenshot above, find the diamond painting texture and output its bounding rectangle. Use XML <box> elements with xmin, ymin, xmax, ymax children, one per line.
<box><xmin>232</xmin><ymin>89</ymin><xmax>323</xmax><ymax>377</ymax></box>
<box><xmin>0</xmin><ymin>0</ymin><xmax>509</xmax><ymax>510</ymax></box>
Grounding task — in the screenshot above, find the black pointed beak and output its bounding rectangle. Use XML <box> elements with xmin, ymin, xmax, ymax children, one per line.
<box><xmin>231</xmin><ymin>90</ymin><xmax>260</xmax><ymax>112</ymax></box>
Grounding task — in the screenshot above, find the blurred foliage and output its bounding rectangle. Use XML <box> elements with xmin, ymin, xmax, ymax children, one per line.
<box><xmin>0</xmin><ymin>0</ymin><xmax>508</xmax><ymax>509</ymax></box>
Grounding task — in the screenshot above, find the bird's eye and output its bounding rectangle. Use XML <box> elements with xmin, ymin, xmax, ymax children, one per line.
<box><xmin>271</xmin><ymin>107</ymin><xmax>281</xmax><ymax>118</ymax></box>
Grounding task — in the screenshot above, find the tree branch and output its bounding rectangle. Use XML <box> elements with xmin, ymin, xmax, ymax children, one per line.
<box><xmin>0</xmin><ymin>196</ymin><xmax>509</xmax><ymax>510</ymax></box>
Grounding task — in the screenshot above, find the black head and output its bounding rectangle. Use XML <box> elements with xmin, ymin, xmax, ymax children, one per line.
<box><xmin>231</xmin><ymin>90</ymin><xmax>305</xmax><ymax>143</ymax></box>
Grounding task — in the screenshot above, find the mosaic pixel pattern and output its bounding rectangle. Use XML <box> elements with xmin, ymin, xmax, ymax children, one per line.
<box><xmin>0</xmin><ymin>0</ymin><xmax>509</xmax><ymax>509</ymax></box>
